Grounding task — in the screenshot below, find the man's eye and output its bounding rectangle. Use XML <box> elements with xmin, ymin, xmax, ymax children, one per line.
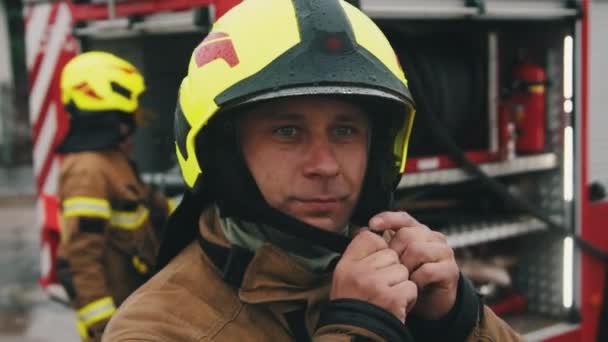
<box><xmin>274</xmin><ymin>126</ymin><xmax>298</xmax><ymax>137</ymax></box>
<box><xmin>334</xmin><ymin>126</ymin><xmax>355</xmax><ymax>136</ymax></box>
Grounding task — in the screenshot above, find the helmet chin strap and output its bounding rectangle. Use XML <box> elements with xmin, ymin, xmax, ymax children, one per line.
<box><xmin>212</xmin><ymin>169</ymin><xmax>353</xmax><ymax>254</ymax></box>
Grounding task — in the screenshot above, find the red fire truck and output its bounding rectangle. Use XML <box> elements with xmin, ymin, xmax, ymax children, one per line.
<box><xmin>22</xmin><ymin>0</ymin><xmax>608</xmax><ymax>340</ymax></box>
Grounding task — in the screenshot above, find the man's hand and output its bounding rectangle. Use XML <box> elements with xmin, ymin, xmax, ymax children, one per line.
<box><xmin>369</xmin><ymin>211</ymin><xmax>460</xmax><ymax>320</ymax></box>
<box><xmin>331</xmin><ymin>230</ymin><xmax>418</xmax><ymax>323</ymax></box>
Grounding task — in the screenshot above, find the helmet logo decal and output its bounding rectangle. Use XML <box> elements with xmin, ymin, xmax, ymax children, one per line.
<box><xmin>114</xmin><ymin>65</ymin><xmax>137</xmax><ymax>74</ymax></box>
<box><xmin>194</xmin><ymin>31</ymin><xmax>240</xmax><ymax>69</ymax></box>
<box><xmin>74</xmin><ymin>82</ymin><xmax>102</xmax><ymax>100</ymax></box>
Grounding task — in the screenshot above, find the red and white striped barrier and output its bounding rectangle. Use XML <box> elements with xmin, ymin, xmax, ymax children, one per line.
<box><xmin>25</xmin><ymin>1</ymin><xmax>78</xmax><ymax>287</ymax></box>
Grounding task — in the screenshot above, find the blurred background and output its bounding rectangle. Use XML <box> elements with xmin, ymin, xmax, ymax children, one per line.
<box><xmin>1</xmin><ymin>0</ymin><xmax>608</xmax><ymax>341</ymax></box>
<box><xmin>1</xmin><ymin>0</ymin><xmax>75</xmax><ymax>340</ymax></box>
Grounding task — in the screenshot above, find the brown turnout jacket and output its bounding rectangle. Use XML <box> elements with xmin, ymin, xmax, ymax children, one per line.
<box><xmin>103</xmin><ymin>208</ymin><xmax>523</xmax><ymax>341</ymax></box>
<box><xmin>56</xmin><ymin>148</ymin><xmax>173</xmax><ymax>341</ymax></box>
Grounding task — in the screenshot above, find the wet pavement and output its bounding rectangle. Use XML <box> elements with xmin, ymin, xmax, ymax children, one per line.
<box><xmin>0</xmin><ymin>196</ymin><xmax>79</xmax><ymax>341</ymax></box>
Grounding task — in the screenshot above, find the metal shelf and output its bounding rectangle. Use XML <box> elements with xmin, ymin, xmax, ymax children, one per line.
<box><xmin>142</xmin><ymin>172</ymin><xmax>184</xmax><ymax>187</ymax></box>
<box><xmin>445</xmin><ymin>216</ymin><xmax>547</xmax><ymax>249</ymax></box>
<box><xmin>360</xmin><ymin>0</ymin><xmax>579</xmax><ymax>20</ymax></box>
<box><xmin>398</xmin><ymin>153</ymin><xmax>558</xmax><ymax>189</ymax></box>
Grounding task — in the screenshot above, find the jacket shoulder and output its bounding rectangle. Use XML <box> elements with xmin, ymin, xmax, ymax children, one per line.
<box><xmin>61</xmin><ymin>150</ymin><xmax>116</xmax><ymax>172</ymax></box>
<box><xmin>59</xmin><ymin>152</ymin><xmax>116</xmax><ymax>198</ymax></box>
<box><xmin>103</xmin><ymin>242</ymin><xmax>243</xmax><ymax>342</ymax></box>
<box><xmin>61</xmin><ymin>152</ymin><xmax>116</xmax><ymax>182</ymax></box>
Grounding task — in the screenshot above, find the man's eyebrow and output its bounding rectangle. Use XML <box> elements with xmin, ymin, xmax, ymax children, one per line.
<box><xmin>262</xmin><ymin>112</ymin><xmax>305</xmax><ymax>121</ymax></box>
<box><xmin>251</xmin><ymin>110</ymin><xmax>368</xmax><ymax>122</ymax></box>
<box><xmin>334</xmin><ymin>113</ymin><xmax>368</xmax><ymax>123</ymax></box>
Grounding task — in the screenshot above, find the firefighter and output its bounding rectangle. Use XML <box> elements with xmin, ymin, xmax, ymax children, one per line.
<box><xmin>55</xmin><ymin>51</ymin><xmax>172</xmax><ymax>342</ymax></box>
<box><xmin>104</xmin><ymin>1</ymin><xmax>523</xmax><ymax>341</ymax></box>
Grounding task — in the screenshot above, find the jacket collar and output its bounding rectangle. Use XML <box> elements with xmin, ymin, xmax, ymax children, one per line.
<box><xmin>198</xmin><ymin>207</ymin><xmax>333</xmax><ymax>306</ymax></box>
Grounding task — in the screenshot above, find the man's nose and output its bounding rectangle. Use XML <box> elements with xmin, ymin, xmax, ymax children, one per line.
<box><xmin>302</xmin><ymin>138</ymin><xmax>340</xmax><ymax>178</ymax></box>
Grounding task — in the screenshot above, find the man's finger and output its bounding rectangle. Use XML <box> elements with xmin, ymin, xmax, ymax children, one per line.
<box><xmin>375</xmin><ymin>263</ymin><xmax>410</xmax><ymax>286</ymax></box>
<box><xmin>409</xmin><ymin>260</ymin><xmax>460</xmax><ymax>290</ymax></box>
<box><xmin>343</xmin><ymin>230</ymin><xmax>388</xmax><ymax>261</ymax></box>
<box><xmin>387</xmin><ymin>225</ymin><xmax>436</xmax><ymax>255</ymax></box>
<box><xmin>361</xmin><ymin>248</ymin><xmax>400</xmax><ymax>270</ymax></box>
<box><xmin>368</xmin><ymin>211</ymin><xmax>419</xmax><ymax>232</ymax></box>
<box><xmin>352</xmin><ymin>227</ymin><xmax>369</xmax><ymax>237</ymax></box>
<box><xmin>399</xmin><ymin>242</ymin><xmax>454</xmax><ymax>274</ymax></box>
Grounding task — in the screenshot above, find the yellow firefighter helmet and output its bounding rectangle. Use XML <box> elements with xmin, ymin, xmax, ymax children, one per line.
<box><xmin>60</xmin><ymin>51</ymin><xmax>145</xmax><ymax>113</ymax></box>
<box><xmin>57</xmin><ymin>51</ymin><xmax>145</xmax><ymax>152</ymax></box>
<box><xmin>174</xmin><ymin>0</ymin><xmax>415</xmax><ymax>189</ymax></box>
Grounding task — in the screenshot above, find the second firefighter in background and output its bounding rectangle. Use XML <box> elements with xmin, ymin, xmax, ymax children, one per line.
<box><xmin>54</xmin><ymin>51</ymin><xmax>174</xmax><ymax>342</ymax></box>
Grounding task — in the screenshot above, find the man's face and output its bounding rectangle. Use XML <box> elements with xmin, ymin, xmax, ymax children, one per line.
<box><xmin>239</xmin><ymin>96</ymin><xmax>369</xmax><ymax>233</ymax></box>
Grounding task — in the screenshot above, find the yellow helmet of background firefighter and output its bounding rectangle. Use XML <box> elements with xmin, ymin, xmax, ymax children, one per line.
<box><xmin>60</xmin><ymin>51</ymin><xmax>145</xmax><ymax>113</ymax></box>
<box><xmin>174</xmin><ymin>0</ymin><xmax>416</xmax><ymax>189</ymax></box>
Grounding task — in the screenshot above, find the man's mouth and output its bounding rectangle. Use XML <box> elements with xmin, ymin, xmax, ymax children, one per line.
<box><xmin>294</xmin><ymin>196</ymin><xmax>347</xmax><ymax>212</ymax></box>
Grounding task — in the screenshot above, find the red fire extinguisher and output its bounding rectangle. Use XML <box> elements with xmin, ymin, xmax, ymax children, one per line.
<box><xmin>499</xmin><ymin>61</ymin><xmax>546</xmax><ymax>158</ymax></box>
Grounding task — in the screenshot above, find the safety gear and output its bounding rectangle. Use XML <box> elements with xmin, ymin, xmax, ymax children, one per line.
<box><xmin>56</xmin><ymin>148</ymin><xmax>172</xmax><ymax>342</ymax></box>
<box><xmin>61</xmin><ymin>51</ymin><xmax>144</xmax><ymax>113</ymax></box>
<box><xmin>175</xmin><ymin>0</ymin><xmax>414</xmax><ymax>189</ymax></box>
<box><xmin>103</xmin><ymin>207</ymin><xmax>524</xmax><ymax>342</ymax></box>
<box><xmin>57</xmin><ymin>51</ymin><xmax>145</xmax><ymax>153</ymax></box>
<box><xmin>162</xmin><ymin>0</ymin><xmax>416</xmax><ymax>262</ymax></box>
<box><xmin>500</xmin><ymin>61</ymin><xmax>547</xmax><ymax>154</ymax></box>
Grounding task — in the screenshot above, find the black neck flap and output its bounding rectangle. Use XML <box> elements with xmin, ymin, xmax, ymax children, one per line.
<box><xmin>57</xmin><ymin>103</ymin><xmax>134</xmax><ymax>153</ymax></box>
